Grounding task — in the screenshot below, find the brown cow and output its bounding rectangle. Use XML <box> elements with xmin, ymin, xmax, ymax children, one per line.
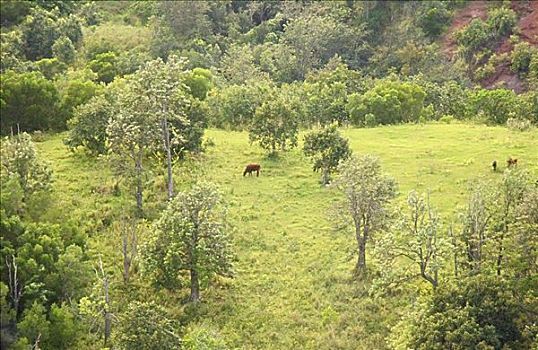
<box><xmin>243</xmin><ymin>163</ymin><xmax>261</xmax><ymax>177</ymax></box>
<box><xmin>507</xmin><ymin>157</ymin><xmax>518</xmax><ymax>168</ymax></box>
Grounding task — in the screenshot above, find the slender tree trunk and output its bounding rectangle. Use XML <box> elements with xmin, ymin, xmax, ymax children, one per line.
<box><xmin>322</xmin><ymin>167</ymin><xmax>330</xmax><ymax>185</ymax></box>
<box><xmin>496</xmin><ymin>232</ymin><xmax>504</xmax><ymax>276</ymax></box>
<box><xmin>356</xmin><ymin>235</ymin><xmax>367</xmax><ymax>274</ymax></box>
<box><xmin>162</xmin><ymin>112</ymin><xmax>174</xmax><ymax>200</ymax></box>
<box><xmin>190</xmin><ymin>268</ymin><xmax>200</xmax><ymax>302</ymax></box>
<box><xmin>135</xmin><ymin>152</ymin><xmax>143</xmax><ymax>215</ymax></box>
<box><xmin>5</xmin><ymin>255</ymin><xmax>22</xmax><ymax>316</ymax></box>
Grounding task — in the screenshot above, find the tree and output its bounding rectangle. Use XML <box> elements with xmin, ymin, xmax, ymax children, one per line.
<box><xmin>130</xmin><ymin>55</ymin><xmax>190</xmax><ymax>200</ymax></box>
<box><xmin>65</xmin><ymin>95</ymin><xmax>113</xmax><ymax>155</ymax></box>
<box><xmin>303</xmin><ymin>124</ymin><xmax>352</xmax><ymax>185</ymax></box>
<box><xmin>20</xmin><ymin>7</ymin><xmax>59</xmax><ymax>60</ymax></box>
<box><xmin>249</xmin><ymin>90</ymin><xmax>299</xmax><ymax>155</ymax></box>
<box><xmin>106</xmin><ymin>80</ymin><xmax>158</xmax><ymax>214</ymax></box>
<box><xmin>15</xmin><ymin>301</ymin><xmax>50</xmax><ymax>349</ymax></box>
<box><xmin>0</xmin><ymin>71</ymin><xmax>62</xmax><ymax>133</ymax></box>
<box><xmin>458</xmin><ymin>181</ymin><xmax>495</xmax><ymax>274</ymax></box>
<box><xmin>141</xmin><ymin>183</ymin><xmax>234</xmax><ymax>302</ymax></box>
<box><xmin>113</xmin><ymin>301</ymin><xmax>181</xmax><ymax>350</ymax></box>
<box><xmin>375</xmin><ymin>191</ymin><xmax>446</xmax><ymax>289</ymax></box>
<box><xmin>492</xmin><ymin>169</ymin><xmax>529</xmax><ymax>276</ymax></box>
<box><xmin>332</xmin><ymin>155</ymin><xmax>397</xmax><ymax>275</ymax></box>
<box><xmin>87</xmin><ymin>52</ymin><xmax>118</xmax><ymax>84</ymax></box>
<box><xmin>0</xmin><ymin>133</ymin><xmax>52</xmax><ymax>205</ymax></box>
<box><xmin>393</xmin><ymin>276</ymin><xmax>531</xmax><ymax>350</ymax></box>
<box><xmin>52</xmin><ymin>35</ymin><xmax>75</xmax><ymax>64</ymax></box>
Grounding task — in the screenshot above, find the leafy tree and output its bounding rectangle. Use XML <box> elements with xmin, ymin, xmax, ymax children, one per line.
<box><xmin>347</xmin><ymin>79</ymin><xmax>425</xmax><ymax>126</ymax></box>
<box><xmin>486</xmin><ymin>7</ymin><xmax>516</xmax><ymax>38</ymax></box>
<box><xmin>132</xmin><ymin>56</ymin><xmax>191</xmax><ymax>200</ymax></box>
<box><xmin>457</xmin><ymin>181</ymin><xmax>495</xmax><ymax>274</ymax></box>
<box><xmin>0</xmin><ymin>0</ymin><xmax>34</xmax><ymax>27</ymax></box>
<box><xmin>113</xmin><ymin>301</ymin><xmax>181</xmax><ymax>350</ymax></box>
<box><xmin>87</xmin><ymin>52</ymin><xmax>118</xmax><ymax>84</ymax></box>
<box><xmin>48</xmin><ymin>303</ymin><xmax>79</xmax><ymax>350</ymax></box>
<box><xmin>141</xmin><ymin>183</ymin><xmax>233</xmax><ymax>302</ymax></box>
<box><xmin>35</xmin><ymin>58</ymin><xmax>67</xmax><ymax>79</ymax></box>
<box><xmin>332</xmin><ymin>155</ymin><xmax>397</xmax><ymax>275</ymax></box>
<box><xmin>207</xmin><ymin>82</ymin><xmax>270</xmax><ymax>130</ymax></box>
<box><xmin>418</xmin><ymin>4</ymin><xmax>451</xmax><ymax>39</ymax></box>
<box><xmin>184</xmin><ymin>68</ymin><xmax>213</xmax><ymax>100</ymax></box>
<box><xmin>0</xmin><ymin>71</ymin><xmax>62</xmax><ymax>133</ymax></box>
<box><xmin>58</xmin><ymin>77</ymin><xmax>103</xmax><ymax>120</ymax></box>
<box><xmin>20</xmin><ymin>7</ymin><xmax>59</xmax><ymax>60</ymax></box>
<box><xmin>249</xmin><ymin>90</ymin><xmax>299</xmax><ymax>155</ymax></box>
<box><xmin>52</xmin><ymin>35</ymin><xmax>75</xmax><ymax>64</ymax></box>
<box><xmin>394</xmin><ymin>276</ymin><xmax>530</xmax><ymax>350</ymax></box>
<box><xmin>15</xmin><ymin>301</ymin><xmax>50</xmax><ymax>349</ymax></box>
<box><xmin>0</xmin><ymin>133</ymin><xmax>52</xmax><ymax>205</ymax></box>
<box><xmin>375</xmin><ymin>191</ymin><xmax>446</xmax><ymax>289</ymax></box>
<box><xmin>65</xmin><ymin>95</ymin><xmax>112</xmax><ymax>155</ymax></box>
<box><xmin>303</xmin><ymin>124</ymin><xmax>352</xmax><ymax>185</ymax></box>
<box><xmin>106</xmin><ymin>80</ymin><xmax>158</xmax><ymax>213</ymax></box>
<box><xmin>492</xmin><ymin>169</ymin><xmax>529</xmax><ymax>276</ymax></box>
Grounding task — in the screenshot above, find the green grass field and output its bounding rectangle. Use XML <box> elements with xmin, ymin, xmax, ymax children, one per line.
<box><xmin>36</xmin><ymin>123</ymin><xmax>538</xmax><ymax>349</ymax></box>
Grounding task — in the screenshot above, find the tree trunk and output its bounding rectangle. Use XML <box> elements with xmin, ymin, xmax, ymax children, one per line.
<box><xmin>496</xmin><ymin>232</ymin><xmax>504</xmax><ymax>276</ymax></box>
<box><xmin>321</xmin><ymin>167</ymin><xmax>330</xmax><ymax>185</ymax></box>
<box><xmin>356</xmin><ymin>235</ymin><xmax>367</xmax><ymax>274</ymax></box>
<box><xmin>162</xmin><ymin>114</ymin><xmax>174</xmax><ymax>201</ymax></box>
<box><xmin>135</xmin><ymin>153</ymin><xmax>143</xmax><ymax>215</ymax></box>
<box><xmin>190</xmin><ymin>268</ymin><xmax>200</xmax><ymax>302</ymax></box>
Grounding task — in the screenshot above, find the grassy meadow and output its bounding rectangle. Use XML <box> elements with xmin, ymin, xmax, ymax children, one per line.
<box><xmin>35</xmin><ymin>123</ymin><xmax>537</xmax><ymax>349</ymax></box>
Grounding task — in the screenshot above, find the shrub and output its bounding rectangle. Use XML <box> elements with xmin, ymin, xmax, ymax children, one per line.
<box><xmin>506</xmin><ymin>117</ymin><xmax>532</xmax><ymax>131</ymax></box>
<box><xmin>439</xmin><ymin>115</ymin><xmax>455</xmax><ymax>124</ymax></box>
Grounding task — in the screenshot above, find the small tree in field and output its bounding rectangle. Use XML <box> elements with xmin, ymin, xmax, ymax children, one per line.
<box><xmin>303</xmin><ymin>123</ymin><xmax>351</xmax><ymax>185</ymax></box>
<box><xmin>141</xmin><ymin>183</ymin><xmax>234</xmax><ymax>302</ymax></box>
<box><xmin>332</xmin><ymin>155</ymin><xmax>397</xmax><ymax>276</ymax></box>
<box><xmin>249</xmin><ymin>92</ymin><xmax>299</xmax><ymax>155</ymax></box>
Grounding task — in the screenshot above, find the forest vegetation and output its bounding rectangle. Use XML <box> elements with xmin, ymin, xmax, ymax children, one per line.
<box><xmin>1</xmin><ymin>1</ymin><xmax>537</xmax><ymax>349</ymax></box>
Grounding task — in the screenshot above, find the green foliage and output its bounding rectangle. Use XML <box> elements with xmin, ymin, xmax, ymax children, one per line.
<box><xmin>113</xmin><ymin>301</ymin><xmax>180</xmax><ymax>350</ymax></box>
<box><xmin>20</xmin><ymin>7</ymin><xmax>60</xmax><ymax>61</ymax></box>
<box><xmin>87</xmin><ymin>51</ymin><xmax>117</xmax><ymax>84</ymax></box>
<box><xmin>333</xmin><ymin>155</ymin><xmax>397</xmax><ymax>273</ymax></box>
<box><xmin>417</xmin><ymin>4</ymin><xmax>452</xmax><ymax>39</ymax></box>
<box><xmin>467</xmin><ymin>88</ymin><xmax>519</xmax><ymax>125</ymax></box>
<box><xmin>511</xmin><ymin>41</ymin><xmax>538</xmax><ymax>76</ymax></box>
<box><xmin>0</xmin><ymin>132</ymin><xmax>52</xmax><ymax>205</ymax></box>
<box><xmin>16</xmin><ymin>301</ymin><xmax>50</xmax><ymax>348</ymax></box>
<box><xmin>207</xmin><ymin>82</ymin><xmax>270</xmax><ymax>130</ymax></box>
<box><xmin>396</xmin><ymin>276</ymin><xmax>530</xmax><ymax>349</ymax></box>
<box><xmin>57</xmin><ymin>77</ymin><xmax>103</xmax><ymax>119</ymax></box>
<box><xmin>52</xmin><ymin>36</ymin><xmax>75</xmax><ymax>64</ymax></box>
<box><xmin>0</xmin><ymin>71</ymin><xmax>62</xmax><ymax>133</ymax></box>
<box><xmin>249</xmin><ymin>90</ymin><xmax>299</xmax><ymax>155</ymax></box>
<box><xmin>35</xmin><ymin>57</ymin><xmax>67</xmax><ymax>79</ymax></box>
<box><xmin>0</xmin><ymin>0</ymin><xmax>34</xmax><ymax>27</ymax></box>
<box><xmin>303</xmin><ymin>124</ymin><xmax>352</xmax><ymax>185</ymax></box>
<box><xmin>184</xmin><ymin>67</ymin><xmax>213</xmax><ymax>100</ymax></box>
<box><xmin>65</xmin><ymin>95</ymin><xmax>113</xmax><ymax>155</ymax></box>
<box><xmin>141</xmin><ymin>183</ymin><xmax>233</xmax><ymax>301</ymax></box>
<box><xmin>347</xmin><ymin>79</ymin><xmax>426</xmax><ymax>126</ymax></box>
<box><xmin>183</xmin><ymin>324</ymin><xmax>228</xmax><ymax>350</ymax></box>
<box><xmin>486</xmin><ymin>7</ymin><xmax>517</xmax><ymax>39</ymax></box>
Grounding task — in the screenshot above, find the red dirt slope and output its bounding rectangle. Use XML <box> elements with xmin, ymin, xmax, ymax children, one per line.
<box><xmin>442</xmin><ymin>1</ymin><xmax>538</xmax><ymax>92</ymax></box>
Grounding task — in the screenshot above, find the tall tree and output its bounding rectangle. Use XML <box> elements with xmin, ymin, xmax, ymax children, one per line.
<box><xmin>332</xmin><ymin>155</ymin><xmax>397</xmax><ymax>275</ymax></box>
<box><xmin>131</xmin><ymin>55</ymin><xmax>190</xmax><ymax>200</ymax></box>
<box><xmin>141</xmin><ymin>183</ymin><xmax>234</xmax><ymax>302</ymax></box>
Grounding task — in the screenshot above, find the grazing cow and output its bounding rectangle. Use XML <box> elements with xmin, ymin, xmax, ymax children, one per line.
<box><xmin>507</xmin><ymin>157</ymin><xmax>518</xmax><ymax>168</ymax></box>
<box><xmin>492</xmin><ymin>160</ymin><xmax>497</xmax><ymax>172</ymax></box>
<box><xmin>243</xmin><ymin>163</ymin><xmax>261</xmax><ymax>177</ymax></box>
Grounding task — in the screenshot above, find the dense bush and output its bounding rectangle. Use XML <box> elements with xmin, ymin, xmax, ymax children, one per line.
<box><xmin>467</xmin><ymin>88</ymin><xmax>520</xmax><ymax>125</ymax></box>
<box><xmin>0</xmin><ymin>71</ymin><xmax>62</xmax><ymax>133</ymax></box>
<box><xmin>347</xmin><ymin>79</ymin><xmax>425</xmax><ymax>126</ymax></box>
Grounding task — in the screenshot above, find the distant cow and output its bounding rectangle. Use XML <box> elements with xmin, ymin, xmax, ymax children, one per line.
<box><xmin>492</xmin><ymin>160</ymin><xmax>497</xmax><ymax>172</ymax></box>
<box><xmin>507</xmin><ymin>157</ymin><xmax>518</xmax><ymax>168</ymax></box>
<box><xmin>243</xmin><ymin>163</ymin><xmax>261</xmax><ymax>177</ymax></box>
